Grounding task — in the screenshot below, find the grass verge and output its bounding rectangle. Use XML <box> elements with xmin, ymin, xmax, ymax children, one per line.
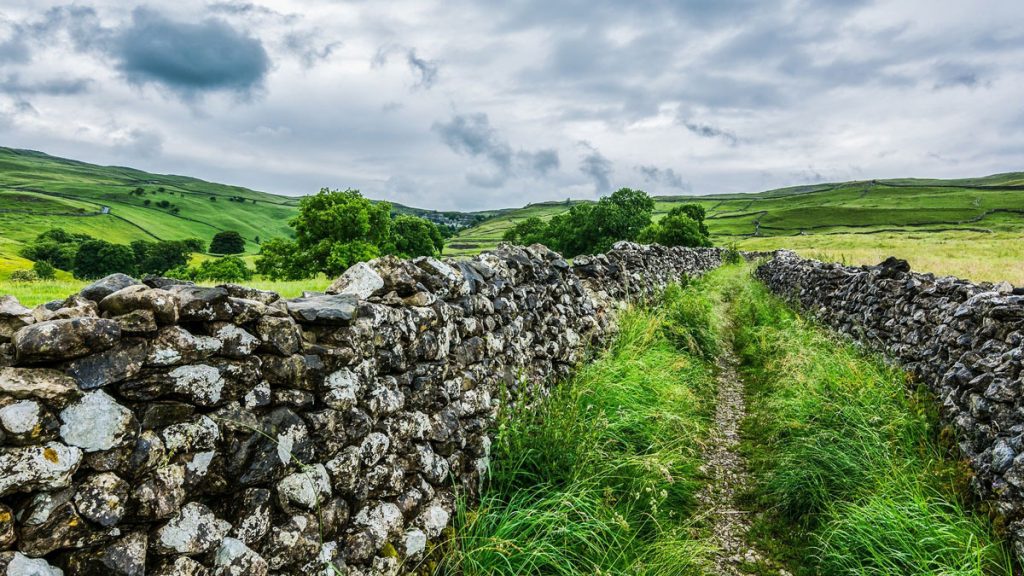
<box><xmin>731</xmin><ymin>268</ymin><xmax>1015</xmax><ymax>575</ymax></box>
<box><xmin>432</xmin><ymin>280</ymin><xmax>721</xmax><ymax>575</ymax></box>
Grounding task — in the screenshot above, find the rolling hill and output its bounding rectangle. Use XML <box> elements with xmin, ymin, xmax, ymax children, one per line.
<box><xmin>1</xmin><ymin>145</ymin><xmax>1022</xmax><ymax>293</ymax></box>
<box><xmin>447</xmin><ymin>174</ymin><xmax>1024</xmax><ymax>285</ymax></box>
<box><xmin>0</xmin><ymin>146</ymin><xmax>491</xmax><ymax>270</ymax></box>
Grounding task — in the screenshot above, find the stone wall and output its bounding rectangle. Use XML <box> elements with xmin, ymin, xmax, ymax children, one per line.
<box><xmin>756</xmin><ymin>251</ymin><xmax>1024</xmax><ymax>554</ymax></box>
<box><xmin>0</xmin><ymin>243</ymin><xmax>725</xmax><ymax>576</ymax></box>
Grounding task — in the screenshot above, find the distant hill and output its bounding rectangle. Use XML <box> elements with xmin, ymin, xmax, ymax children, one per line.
<box><xmin>2</xmin><ymin>145</ymin><xmax>1022</xmax><ymax>285</ymax></box>
<box><xmin>0</xmin><ymin>146</ymin><xmax>489</xmax><ymax>263</ymax></box>
<box><xmin>446</xmin><ymin>173</ymin><xmax>1024</xmax><ymax>256</ymax></box>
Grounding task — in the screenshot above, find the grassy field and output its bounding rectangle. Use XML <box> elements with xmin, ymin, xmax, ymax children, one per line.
<box><xmin>728</xmin><ymin>266</ymin><xmax>1013</xmax><ymax>575</ymax></box>
<box><xmin>449</xmin><ymin>175</ymin><xmax>1024</xmax><ymax>284</ymax></box>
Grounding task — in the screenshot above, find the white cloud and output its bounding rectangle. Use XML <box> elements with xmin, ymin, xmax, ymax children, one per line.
<box><xmin>0</xmin><ymin>0</ymin><xmax>1021</xmax><ymax>209</ymax></box>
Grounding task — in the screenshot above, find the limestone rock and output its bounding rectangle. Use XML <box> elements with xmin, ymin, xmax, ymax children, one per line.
<box><xmin>80</xmin><ymin>273</ymin><xmax>140</xmax><ymax>303</ymax></box>
<box><xmin>112</xmin><ymin>309</ymin><xmax>158</xmax><ymax>335</ymax></box>
<box><xmin>64</xmin><ymin>338</ymin><xmax>148</xmax><ymax>390</ymax></box>
<box><xmin>0</xmin><ymin>295</ymin><xmax>34</xmax><ymax>341</ymax></box>
<box><xmin>0</xmin><ymin>367</ymin><xmax>81</xmax><ymax>407</ymax></box>
<box><xmin>286</xmin><ymin>294</ymin><xmax>358</xmax><ymax>325</ymax></box>
<box><xmin>154</xmin><ymin>501</ymin><xmax>231</xmax><ymax>555</ymax></box>
<box><xmin>210</xmin><ymin>323</ymin><xmax>259</xmax><ymax>358</ymax></box>
<box><xmin>73</xmin><ymin>472</ymin><xmax>130</xmax><ymax>527</ymax></box>
<box><xmin>255</xmin><ymin>316</ymin><xmax>302</xmax><ymax>356</ymax></box>
<box><xmin>147</xmin><ymin>327</ymin><xmax>221</xmax><ymax>367</ymax></box>
<box><xmin>0</xmin><ymin>503</ymin><xmax>14</xmax><ymax>548</ymax></box>
<box><xmin>277</xmin><ymin>464</ymin><xmax>332</xmax><ymax>510</ymax></box>
<box><xmin>0</xmin><ymin>552</ymin><xmax>64</xmax><ymax>576</ymax></box>
<box><xmin>13</xmin><ymin>317</ymin><xmax>121</xmax><ymax>363</ymax></box>
<box><xmin>99</xmin><ymin>285</ymin><xmax>179</xmax><ymax>325</ymax></box>
<box><xmin>161</xmin><ymin>416</ymin><xmax>221</xmax><ymax>452</ymax></box>
<box><xmin>59</xmin><ymin>390</ymin><xmax>136</xmax><ymax>452</ymax></box>
<box><xmin>326</xmin><ymin>261</ymin><xmax>385</xmax><ymax>299</ymax></box>
<box><xmin>0</xmin><ymin>442</ymin><xmax>82</xmax><ymax>496</ymax></box>
<box><xmin>214</xmin><ymin>537</ymin><xmax>268</xmax><ymax>576</ymax></box>
<box><xmin>0</xmin><ymin>399</ymin><xmax>58</xmax><ymax>445</ymax></box>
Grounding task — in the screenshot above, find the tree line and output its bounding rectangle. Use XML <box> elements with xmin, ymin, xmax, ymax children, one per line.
<box><xmin>501</xmin><ymin>188</ymin><xmax>711</xmax><ymax>257</ymax></box>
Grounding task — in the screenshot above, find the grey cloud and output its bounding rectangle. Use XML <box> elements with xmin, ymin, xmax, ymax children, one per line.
<box><xmin>0</xmin><ymin>74</ymin><xmax>92</xmax><ymax>96</ymax></box>
<box><xmin>112</xmin><ymin>8</ymin><xmax>270</xmax><ymax>98</ymax></box>
<box><xmin>207</xmin><ymin>2</ymin><xmax>294</xmax><ymax>21</ymax></box>
<box><xmin>373</xmin><ymin>44</ymin><xmax>440</xmax><ymax>90</ymax></box>
<box><xmin>517</xmin><ymin>149</ymin><xmax>560</xmax><ymax>176</ymax></box>
<box><xmin>407</xmin><ymin>49</ymin><xmax>438</xmax><ymax>89</ymax></box>
<box><xmin>636</xmin><ymin>165</ymin><xmax>690</xmax><ymax>191</ymax></box>
<box><xmin>0</xmin><ymin>36</ymin><xmax>30</xmax><ymax>64</ymax></box>
<box><xmin>933</xmin><ymin>62</ymin><xmax>987</xmax><ymax>90</ymax></box>
<box><xmin>433</xmin><ymin>113</ymin><xmax>560</xmax><ymax>187</ymax></box>
<box><xmin>578</xmin><ymin>142</ymin><xmax>612</xmax><ymax>194</ymax></box>
<box><xmin>679</xmin><ymin>120</ymin><xmax>738</xmax><ymax>146</ymax></box>
<box><xmin>285</xmin><ymin>32</ymin><xmax>342</xmax><ymax>68</ymax></box>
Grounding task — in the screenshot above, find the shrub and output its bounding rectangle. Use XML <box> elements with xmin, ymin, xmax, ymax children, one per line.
<box><xmin>9</xmin><ymin>270</ymin><xmax>38</xmax><ymax>282</ymax></box>
<box><xmin>186</xmin><ymin>256</ymin><xmax>254</xmax><ymax>282</ymax></box>
<box><xmin>32</xmin><ymin>260</ymin><xmax>56</xmax><ymax>280</ymax></box>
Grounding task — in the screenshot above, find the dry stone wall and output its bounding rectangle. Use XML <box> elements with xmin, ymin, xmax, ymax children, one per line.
<box><xmin>0</xmin><ymin>243</ymin><xmax>724</xmax><ymax>576</ymax></box>
<box><xmin>757</xmin><ymin>251</ymin><xmax>1024</xmax><ymax>554</ymax></box>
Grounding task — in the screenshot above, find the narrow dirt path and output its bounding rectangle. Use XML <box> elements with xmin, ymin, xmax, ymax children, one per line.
<box><xmin>695</xmin><ymin>318</ymin><xmax>787</xmax><ymax>575</ymax></box>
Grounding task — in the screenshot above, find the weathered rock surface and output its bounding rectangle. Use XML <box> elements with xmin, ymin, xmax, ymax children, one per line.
<box><xmin>13</xmin><ymin>318</ymin><xmax>120</xmax><ymax>363</ymax></box>
<box><xmin>0</xmin><ymin>295</ymin><xmax>34</xmax><ymax>342</ymax></box>
<box><xmin>80</xmin><ymin>274</ymin><xmax>140</xmax><ymax>303</ymax></box>
<box><xmin>0</xmin><ymin>243</ymin><xmax>726</xmax><ymax>573</ymax></box>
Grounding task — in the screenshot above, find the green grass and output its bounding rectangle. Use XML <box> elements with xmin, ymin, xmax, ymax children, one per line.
<box><xmin>432</xmin><ymin>280</ymin><xmax>722</xmax><ymax>575</ymax></box>
<box><xmin>726</xmin><ymin>266</ymin><xmax>1014</xmax><ymax>575</ymax></box>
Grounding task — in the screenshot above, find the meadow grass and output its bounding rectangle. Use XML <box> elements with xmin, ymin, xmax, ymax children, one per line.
<box><xmin>433</xmin><ymin>280</ymin><xmax>722</xmax><ymax>575</ymax></box>
<box><xmin>0</xmin><ymin>274</ymin><xmax>330</xmax><ymax>306</ymax></box>
<box><xmin>735</xmin><ymin>231</ymin><xmax>1024</xmax><ymax>286</ymax></box>
<box><xmin>728</xmin><ymin>268</ymin><xmax>1015</xmax><ymax>575</ymax></box>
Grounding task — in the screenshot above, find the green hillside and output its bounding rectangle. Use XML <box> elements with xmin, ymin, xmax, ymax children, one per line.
<box><xmin>0</xmin><ymin>146</ymin><xmax>491</xmax><ymax>274</ymax></box>
<box><xmin>0</xmin><ymin>147</ymin><xmax>298</xmax><ymax>255</ymax></box>
<box><xmin>1</xmin><ymin>145</ymin><xmax>1022</xmax><ymax>296</ymax></box>
<box><xmin>448</xmin><ymin>175</ymin><xmax>1024</xmax><ymax>284</ymax></box>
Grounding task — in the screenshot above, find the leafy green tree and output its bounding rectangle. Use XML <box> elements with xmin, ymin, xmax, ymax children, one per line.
<box><xmin>502</xmin><ymin>217</ymin><xmax>548</xmax><ymax>246</ymax></box>
<box><xmin>32</xmin><ymin>260</ymin><xmax>56</xmax><ymax>280</ymax></box>
<box><xmin>19</xmin><ymin>228</ymin><xmax>92</xmax><ymax>270</ymax></box>
<box><xmin>256</xmin><ymin>189</ymin><xmax>447</xmax><ymax>279</ymax></box>
<box><xmin>182</xmin><ymin>238</ymin><xmax>205</xmax><ymax>252</ymax></box>
<box><xmin>133</xmin><ymin>240</ymin><xmax>193</xmax><ymax>276</ymax></box>
<box><xmin>675</xmin><ymin>203</ymin><xmax>709</xmax><ymax>237</ymax></box>
<box><xmin>73</xmin><ymin>240</ymin><xmax>136</xmax><ymax>279</ymax></box>
<box><xmin>392</xmin><ymin>215</ymin><xmax>444</xmax><ymax>258</ymax></box>
<box><xmin>292</xmin><ymin>188</ymin><xmax>393</xmax><ymax>274</ymax></box>
<box><xmin>637</xmin><ymin>205</ymin><xmax>711</xmax><ymax>248</ymax></box>
<box><xmin>254</xmin><ymin>238</ymin><xmax>311</xmax><ymax>281</ymax></box>
<box><xmin>209</xmin><ymin>231</ymin><xmax>246</xmax><ymax>254</ymax></box>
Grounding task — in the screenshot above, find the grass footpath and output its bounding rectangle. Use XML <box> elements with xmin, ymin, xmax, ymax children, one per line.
<box><xmin>728</xmin><ymin>266</ymin><xmax>1015</xmax><ymax>575</ymax></box>
<box><xmin>433</xmin><ymin>280</ymin><xmax>724</xmax><ymax>575</ymax></box>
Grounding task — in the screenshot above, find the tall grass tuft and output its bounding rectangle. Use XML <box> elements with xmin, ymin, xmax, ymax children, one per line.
<box><xmin>434</xmin><ymin>281</ymin><xmax>720</xmax><ymax>575</ymax></box>
<box><xmin>731</xmin><ymin>270</ymin><xmax>1015</xmax><ymax>575</ymax></box>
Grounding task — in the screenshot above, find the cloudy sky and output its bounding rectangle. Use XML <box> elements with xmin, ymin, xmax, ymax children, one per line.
<box><xmin>0</xmin><ymin>1</ymin><xmax>1022</xmax><ymax>210</ymax></box>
